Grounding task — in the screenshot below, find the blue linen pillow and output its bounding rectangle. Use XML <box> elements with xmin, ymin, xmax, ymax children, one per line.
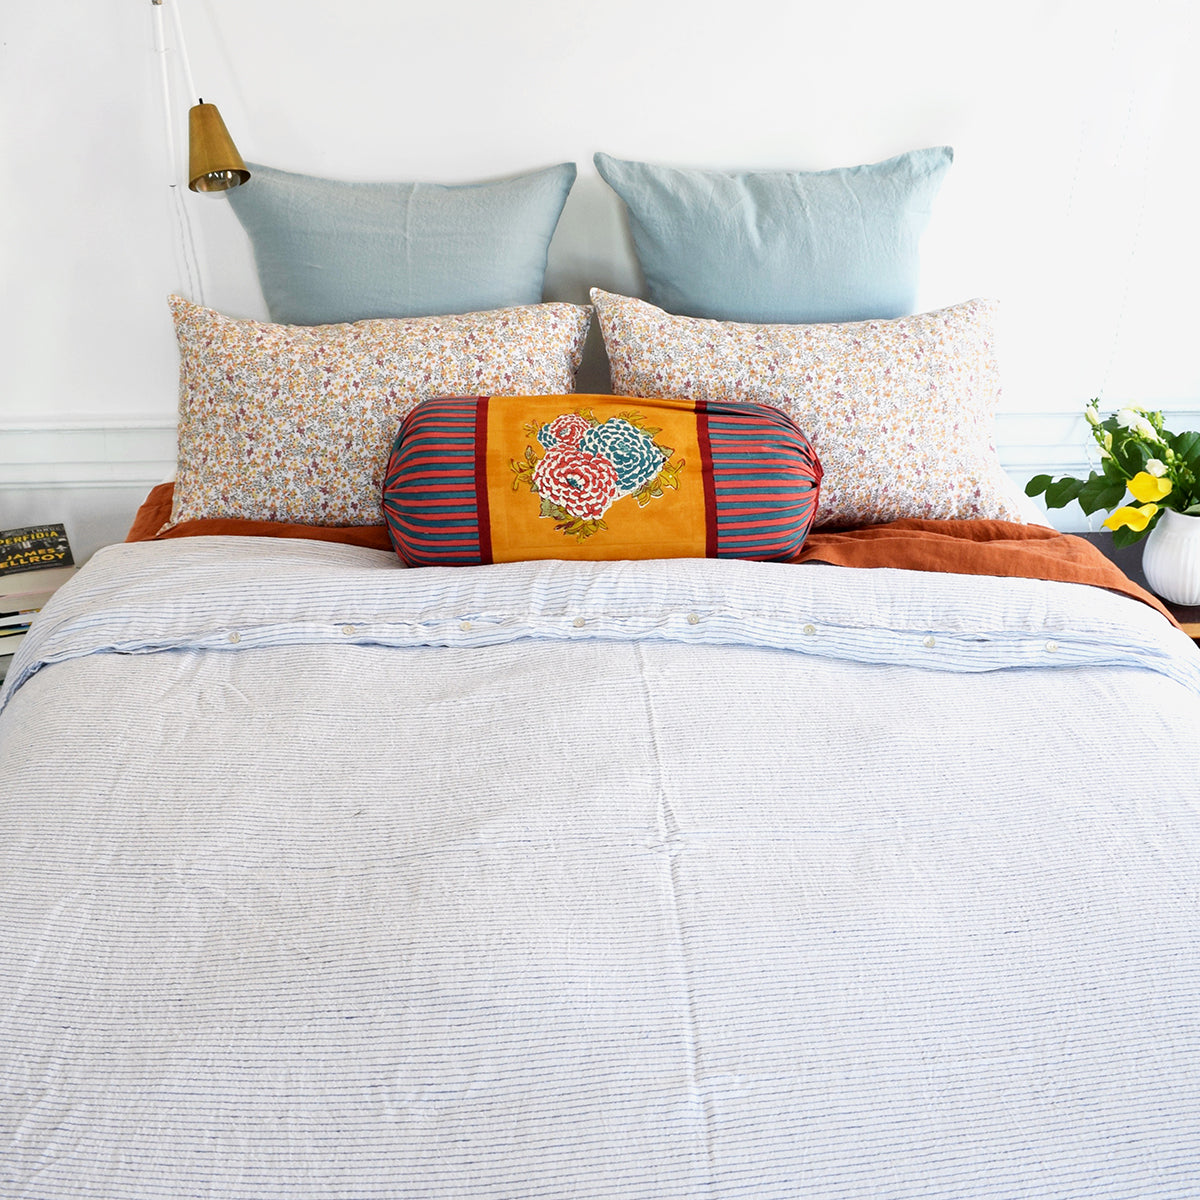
<box><xmin>593</xmin><ymin>147</ymin><xmax>952</xmax><ymax>324</ymax></box>
<box><xmin>226</xmin><ymin>161</ymin><xmax>577</xmax><ymax>325</ymax></box>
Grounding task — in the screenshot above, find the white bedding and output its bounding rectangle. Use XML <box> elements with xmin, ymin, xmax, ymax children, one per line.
<box><xmin>2</xmin><ymin>537</ymin><xmax>1200</xmax><ymax>1199</ymax></box>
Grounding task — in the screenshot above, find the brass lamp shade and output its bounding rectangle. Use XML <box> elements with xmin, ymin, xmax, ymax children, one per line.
<box><xmin>188</xmin><ymin>102</ymin><xmax>250</xmax><ymax>192</ymax></box>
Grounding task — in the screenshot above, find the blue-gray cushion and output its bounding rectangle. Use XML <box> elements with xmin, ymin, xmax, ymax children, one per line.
<box><xmin>227</xmin><ymin>162</ymin><xmax>576</xmax><ymax>325</ymax></box>
<box><xmin>593</xmin><ymin>148</ymin><xmax>951</xmax><ymax>324</ymax></box>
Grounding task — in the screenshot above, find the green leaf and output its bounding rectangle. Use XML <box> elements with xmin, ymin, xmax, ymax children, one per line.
<box><xmin>1111</xmin><ymin>523</ymin><xmax>1149</xmax><ymax>549</ymax></box>
<box><xmin>1111</xmin><ymin>437</ymin><xmax>1150</xmax><ymax>477</ymax></box>
<box><xmin>1076</xmin><ymin>475</ymin><xmax>1129</xmax><ymax>515</ymax></box>
<box><xmin>1043</xmin><ymin>477</ymin><xmax>1087</xmax><ymax>509</ymax></box>
<box><xmin>1172</xmin><ymin>430</ymin><xmax>1200</xmax><ymax>468</ymax></box>
<box><xmin>1025</xmin><ymin>474</ymin><xmax>1053</xmax><ymax>497</ymax></box>
<box><xmin>1097</xmin><ymin>455</ymin><xmax>1124</xmax><ymax>482</ymax></box>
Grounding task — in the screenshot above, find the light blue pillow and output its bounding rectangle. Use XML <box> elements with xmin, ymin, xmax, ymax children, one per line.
<box><xmin>227</xmin><ymin>162</ymin><xmax>577</xmax><ymax>325</ymax></box>
<box><xmin>593</xmin><ymin>148</ymin><xmax>952</xmax><ymax>324</ymax></box>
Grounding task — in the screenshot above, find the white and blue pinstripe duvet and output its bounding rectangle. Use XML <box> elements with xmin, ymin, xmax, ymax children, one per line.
<box><xmin>2</xmin><ymin>536</ymin><xmax>1199</xmax><ymax>1199</ymax></box>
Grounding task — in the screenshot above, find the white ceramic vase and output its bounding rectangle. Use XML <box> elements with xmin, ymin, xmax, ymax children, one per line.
<box><xmin>1142</xmin><ymin>509</ymin><xmax>1200</xmax><ymax>606</ymax></box>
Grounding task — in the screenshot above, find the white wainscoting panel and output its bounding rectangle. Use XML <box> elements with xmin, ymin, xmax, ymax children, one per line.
<box><xmin>1</xmin><ymin>420</ymin><xmax>177</xmax><ymax>490</ymax></box>
<box><xmin>3</xmin><ymin>409</ymin><xmax>1197</xmax><ymax>556</ymax></box>
<box><xmin>1</xmin><ymin>420</ymin><xmax>177</xmax><ymax>562</ymax></box>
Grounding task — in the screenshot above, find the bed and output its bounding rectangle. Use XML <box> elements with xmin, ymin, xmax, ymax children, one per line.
<box><xmin>3</xmin><ymin>149</ymin><xmax>1200</xmax><ymax>1199</ymax></box>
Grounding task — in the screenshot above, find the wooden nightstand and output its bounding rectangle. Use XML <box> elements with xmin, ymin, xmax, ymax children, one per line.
<box><xmin>1079</xmin><ymin>531</ymin><xmax>1200</xmax><ymax>643</ymax></box>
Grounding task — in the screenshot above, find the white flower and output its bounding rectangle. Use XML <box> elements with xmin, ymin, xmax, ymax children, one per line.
<box><xmin>1085</xmin><ymin>406</ymin><xmax>1102</xmax><ymax>427</ymax></box>
<box><xmin>1116</xmin><ymin>407</ymin><xmax>1161</xmax><ymax>441</ymax></box>
<box><xmin>1146</xmin><ymin>458</ymin><xmax>1168</xmax><ymax>477</ymax></box>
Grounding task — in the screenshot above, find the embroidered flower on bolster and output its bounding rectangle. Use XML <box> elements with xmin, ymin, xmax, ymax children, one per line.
<box><xmin>533</xmin><ymin>445</ymin><xmax>619</xmax><ymax>520</ymax></box>
<box><xmin>579</xmin><ymin>418</ymin><xmax>666</xmax><ymax>495</ymax></box>
<box><xmin>537</xmin><ymin>413</ymin><xmax>591</xmax><ymax>449</ymax></box>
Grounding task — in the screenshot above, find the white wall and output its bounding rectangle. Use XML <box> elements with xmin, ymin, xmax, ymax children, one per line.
<box><xmin>2</xmin><ymin>0</ymin><xmax>1198</xmax><ymax>558</ymax></box>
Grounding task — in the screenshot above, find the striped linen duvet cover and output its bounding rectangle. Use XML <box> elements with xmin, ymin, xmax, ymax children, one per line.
<box><xmin>1</xmin><ymin>537</ymin><xmax>1199</xmax><ymax>1199</ymax></box>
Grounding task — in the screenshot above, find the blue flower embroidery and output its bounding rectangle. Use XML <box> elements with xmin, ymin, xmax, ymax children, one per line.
<box><xmin>579</xmin><ymin>419</ymin><xmax>665</xmax><ymax>496</ymax></box>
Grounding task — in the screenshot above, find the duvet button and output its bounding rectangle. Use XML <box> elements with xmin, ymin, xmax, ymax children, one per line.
<box><xmin>1045</xmin><ymin>640</ymin><xmax>1059</xmax><ymax>653</ymax></box>
<box><xmin>573</xmin><ymin>616</ymin><xmax>586</xmax><ymax>628</ymax></box>
<box><xmin>923</xmin><ymin>635</ymin><xmax>937</xmax><ymax>649</ymax></box>
<box><xmin>802</xmin><ymin>623</ymin><xmax>816</xmax><ymax>636</ymax></box>
<box><xmin>342</xmin><ymin>624</ymin><xmax>356</xmax><ymax>637</ymax></box>
<box><xmin>227</xmin><ymin>631</ymin><xmax>241</xmax><ymax>644</ymax></box>
<box><xmin>687</xmin><ymin>613</ymin><xmax>700</xmax><ymax>626</ymax></box>
<box><xmin>459</xmin><ymin>620</ymin><xmax>472</xmax><ymax>633</ymax></box>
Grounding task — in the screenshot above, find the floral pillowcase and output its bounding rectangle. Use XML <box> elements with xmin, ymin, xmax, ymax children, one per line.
<box><xmin>591</xmin><ymin>288</ymin><xmax>1029</xmax><ymax>528</ymax></box>
<box><xmin>164</xmin><ymin>296</ymin><xmax>592</xmax><ymax>530</ymax></box>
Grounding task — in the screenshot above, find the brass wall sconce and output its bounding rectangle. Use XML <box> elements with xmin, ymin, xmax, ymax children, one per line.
<box><xmin>188</xmin><ymin>101</ymin><xmax>250</xmax><ymax>192</ymax></box>
<box><xmin>151</xmin><ymin>0</ymin><xmax>250</xmax><ymax>194</ymax></box>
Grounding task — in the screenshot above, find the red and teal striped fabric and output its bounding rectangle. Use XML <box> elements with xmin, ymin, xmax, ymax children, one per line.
<box><xmin>383</xmin><ymin>395</ymin><xmax>821</xmax><ymax>566</ymax></box>
<box><xmin>382</xmin><ymin>397</ymin><xmax>486</xmax><ymax>564</ymax></box>
<box><xmin>700</xmin><ymin>401</ymin><xmax>823</xmax><ymax>559</ymax></box>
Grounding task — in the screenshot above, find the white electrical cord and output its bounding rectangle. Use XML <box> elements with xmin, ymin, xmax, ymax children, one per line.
<box><xmin>164</xmin><ymin>0</ymin><xmax>200</xmax><ymax>104</ymax></box>
<box><xmin>151</xmin><ymin>0</ymin><xmax>205</xmax><ymax>305</ymax></box>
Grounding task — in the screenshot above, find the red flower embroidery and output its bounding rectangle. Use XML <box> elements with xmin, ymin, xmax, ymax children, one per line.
<box><xmin>533</xmin><ymin>445</ymin><xmax>619</xmax><ymax>520</ymax></box>
<box><xmin>539</xmin><ymin>413</ymin><xmax>591</xmax><ymax>447</ymax></box>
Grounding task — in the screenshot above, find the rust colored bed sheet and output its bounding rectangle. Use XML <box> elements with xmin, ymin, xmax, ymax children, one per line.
<box><xmin>127</xmin><ymin>482</ymin><xmax>1176</xmax><ymax>626</ymax></box>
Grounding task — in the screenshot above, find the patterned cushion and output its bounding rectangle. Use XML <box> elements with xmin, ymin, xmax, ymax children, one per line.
<box><xmin>592</xmin><ymin>289</ymin><xmax>1027</xmax><ymax>529</ymax></box>
<box><xmin>593</xmin><ymin>148</ymin><xmax>951</xmax><ymax>324</ymax></box>
<box><xmin>383</xmin><ymin>395</ymin><xmax>822</xmax><ymax>565</ymax></box>
<box><xmin>165</xmin><ymin>297</ymin><xmax>591</xmax><ymax>530</ymax></box>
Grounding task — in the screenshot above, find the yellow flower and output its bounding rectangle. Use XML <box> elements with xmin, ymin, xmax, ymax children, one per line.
<box><xmin>1127</xmin><ymin>471</ymin><xmax>1173</xmax><ymax>503</ymax></box>
<box><xmin>1103</xmin><ymin>503</ymin><xmax>1159</xmax><ymax>532</ymax></box>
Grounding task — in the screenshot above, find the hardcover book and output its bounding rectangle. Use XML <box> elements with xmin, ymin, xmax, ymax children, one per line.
<box><xmin>0</xmin><ymin>524</ymin><xmax>75</xmax><ymax>576</ymax></box>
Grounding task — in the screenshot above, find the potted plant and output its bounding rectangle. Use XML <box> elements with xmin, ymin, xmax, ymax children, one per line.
<box><xmin>1026</xmin><ymin>401</ymin><xmax>1200</xmax><ymax>604</ymax></box>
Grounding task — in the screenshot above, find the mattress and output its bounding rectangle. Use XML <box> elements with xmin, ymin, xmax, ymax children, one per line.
<box><xmin>2</xmin><ymin>534</ymin><xmax>1200</xmax><ymax>1199</ymax></box>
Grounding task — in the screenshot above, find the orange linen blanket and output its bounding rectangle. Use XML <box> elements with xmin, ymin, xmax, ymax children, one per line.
<box><xmin>126</xmin><ymin>482</ymin><xmax>1176</xmax><ymax>626</ymax></box>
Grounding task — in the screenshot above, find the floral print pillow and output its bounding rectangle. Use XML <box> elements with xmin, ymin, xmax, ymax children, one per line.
<box><xmin>592</xmin><ymin>289</ymin><xmax>1027</xmax><ymax>528</ymax></box>
<box><xmin>165</xmin><ymin>297</ymin><xmax>592</xmax><ymax>529</ymax></box>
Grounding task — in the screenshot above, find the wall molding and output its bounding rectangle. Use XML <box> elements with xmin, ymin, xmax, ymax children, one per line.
<box><xmin>994</xmin><ymin>407</ymin><xmax>1200</xmax><ymax>478</ymax></box>
<box><xmin>3</xmin><ymin>409</ymin><xmax>1197</xmax><ymax>493</ymax></box>
<box><xmin>1</xmin><ymin>419</ymin><xmax>177</xmax><ymax>490</ymax></box>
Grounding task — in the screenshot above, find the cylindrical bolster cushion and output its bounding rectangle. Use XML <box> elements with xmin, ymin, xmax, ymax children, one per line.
<box><xmin>382</xmin><ymin>394</ymin><xmax>822</xmax><ymax>565</ymax></box>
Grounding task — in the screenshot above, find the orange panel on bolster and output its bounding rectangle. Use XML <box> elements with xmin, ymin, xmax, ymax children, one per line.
<box><xmin>484</xmin><ymin>396</ymin><xmax>708</xmax><ymax>563</ymax></box>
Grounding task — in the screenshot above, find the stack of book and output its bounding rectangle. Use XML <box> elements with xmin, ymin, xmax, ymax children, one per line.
<box><xmin>1</xmin><ymin>524</ymin><xmax>77</xmax><ymax>659</ymax></box>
